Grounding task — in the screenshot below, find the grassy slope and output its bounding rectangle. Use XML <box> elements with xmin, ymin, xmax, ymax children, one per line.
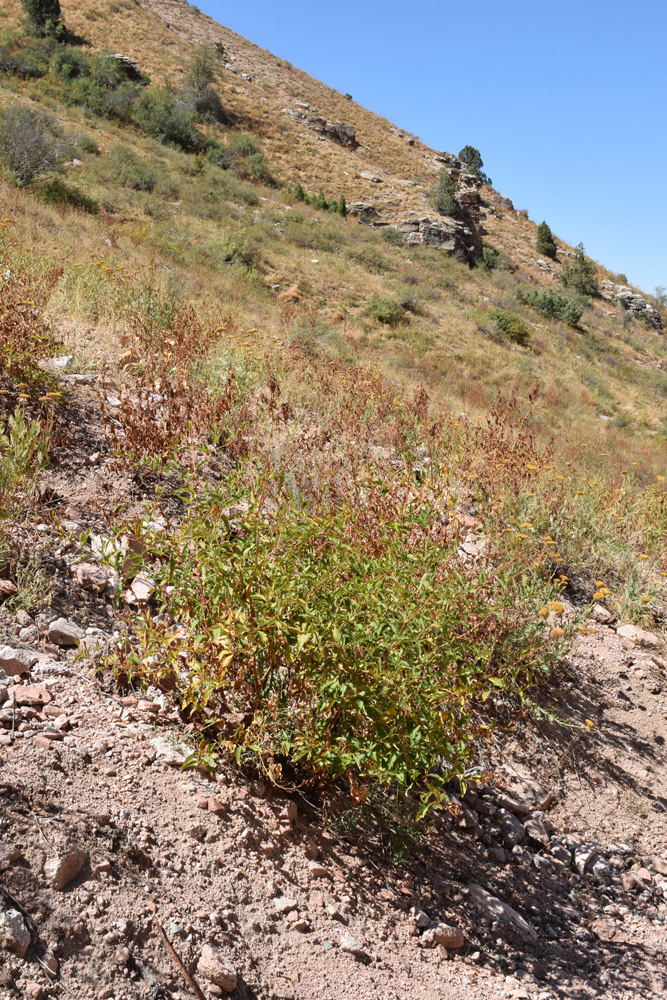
<box><xmin>0</xmin><ymin>0</ymin><xmax>666</xmax><ymax>483</ymax></box>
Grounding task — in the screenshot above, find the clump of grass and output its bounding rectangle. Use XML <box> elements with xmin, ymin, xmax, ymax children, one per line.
<box><xmin>490</xmin><ymin>308</ymin><xmax>531</xmax><ymax>344</ymax></box>
<box><xmin>366</xmin><ymin>294</ymin><xmax>406</xmax><ymax>326</ymax></box>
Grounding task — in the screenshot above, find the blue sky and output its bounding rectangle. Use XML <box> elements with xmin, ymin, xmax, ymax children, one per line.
<box><xmin>201</xmin><ymin>1</ymin><xmax>666</xmax><ymax>295</ymax></box>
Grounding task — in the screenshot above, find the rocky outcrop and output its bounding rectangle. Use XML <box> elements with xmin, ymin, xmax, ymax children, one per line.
<box><xmin>375</xmin><ymin>214</ymin><xmax>482</xmax><ymax>264</ymax></box>
<box><xmin>282</xmin><ymin>109</ymin><xmax>359</xmax><ymax>148</ymax></box>
<box><xmin>600</xmin><ymin>280</ymin><xmax>663</xmax><ymax>331</ymax></box>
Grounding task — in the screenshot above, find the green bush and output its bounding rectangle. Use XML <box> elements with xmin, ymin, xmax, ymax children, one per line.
<box><xmin>0</xmin><ymin>36</ymin><xmax>54</xmax><ymax>78</ymax></box>
<box><xmin>285</xmin><ymin>180</ymin><xmax>345</xmax><ymax>214</ymax></box>
<box><xmin>517</xmin><ymin>286</ymin><xmax>584</xmax><ymax>327</ymax></box>
<box><xmin>108</xmin><ymin>146</ymin><xmax>156</xmax><ymax>191</ymax></box>
<box><xmin>132</xmin><ymin>89</ymin><xmax>203</xmax><ymax>152</ymax></box>
<box><xmin>491</xmin><ymin>308</ymin><xmax>531</xmax><ymax>344</ymax></box>
<box><xmin>366</xmin><ymin>294</ymin><xmax>406</xmax><ymax>326</ymax></box>
<box><xmin>458</xmin><ymin>145</ymin><xmax>491</xmax><ymax>185</ymax></box>
<box><xmin>479</xmin><ymin>245</ymin><xmax>503</xmax><ymax>271</ymax></box>
<box><xmin>561</xmin><ymin>243</ymin><xmax>599</xmax><ymax>297</ymax></box>
<box><xmin>0</xmin><ymin>106</ymin><xmax>69</xmax><ymax>187</ymax></box>
<box><xmin>51</xmin><ymin>44</ymin><xmax>90</xmax><ymax>80</ymax></box>
<box><xmin>536</xmin><ymin>221</ymin><xmax>558</xmax><ymax>260</ymax></box>
<box><xmin>118</xmin><ymin>469</ymin><xmax>555</xmax><ymax>808</ymax></box>
<box><xmin>381</xmin><ymin>227</ymin><xmax>405</xmax><ymax>246</ymax></box>
<box><xmin>427</xmin><ymin>168</ymin><xmax>459</xmax><ymax>217</ymax></box>
<box><xmin>21</xmin><ymin>0</ymin><xmax>65</xmax><ymax>38</ymax></box>
<box><xmin>210</xmin><ymin>231</ymin><xmax>260</xmax><ymax>268</ymax></box>
<box><xmin>206</xmin><ymin>134</ymin><xmax>274</xmax><ymax>184</ymax></box>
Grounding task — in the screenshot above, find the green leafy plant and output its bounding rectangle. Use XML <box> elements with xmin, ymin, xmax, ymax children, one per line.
<box><xmin>536</xmin><ymin>221</ymin><xmax>558</xmax><ymax>260</ymax></box>
<box><xmin>117</xmin><ymin>463</ymin><xmax>558</xmax><ymax>810</ymax></box>
<box><xmin>0</xmin><ymin>106</ymin><xmax>70</xmax><ymax>188</ymax></box>
<box><xmin>132</xmin><ymin>88</ymin><xmax>203</xmax><ymax>152</ymax></box>
<box><xmin>561</xmin><ymin>243</ymin><xmax>599</xmax><ymax>297</ymax></box>
<box><xmin>207</xmin><ymin>134</ymin><xmax>274</xmax><ymax>184</ymax></box>
<box><xmin>427</xmin><ymin>168</ymin><xmax>459</xmax><ymax>217</ymax></box>
<box><xmin>21</xmin><ymin>0</ymin><xmax>65</xmax><ymax>38</ymax></box>
<box><xmin>517</xmin><ymin>287</ymin><xmax>584</xmax><ymax>327</ymax></box>
<box><xmin>491</xmin><ymin>308</ymin><xmax>531</xmax><ymax>344</ymax></box>
<box><xmin>366</xmin><ymin>294</ymin><xmax>406</xmax><ymax>326</ymax></box>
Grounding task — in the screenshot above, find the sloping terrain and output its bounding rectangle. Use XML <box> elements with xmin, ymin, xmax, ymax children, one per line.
<box><xmin>0</xmin><ymin>2</ymin><xmax>666</xmax><ymax>999</ymax></box>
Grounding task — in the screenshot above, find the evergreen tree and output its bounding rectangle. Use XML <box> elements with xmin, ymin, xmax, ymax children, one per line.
<box><xmin>560</xmin><ymin>243</ymin><xmax>599</xmax><ymax>297</ymax></box>
<box><xmin>427</xmin><ymin>168</ymin><xmax>459</xmax><ymax>217</ymax></box>
<box><xmin>21</xmin><ymin>0</ymin><xmax>65</xmax><ymax>37</ymax></box>
<box><xmin>536</xmin><ymin>221</ymin><xmax>558</xmax><ymax>260</ymax></box>
<box><xmin>458</xmin><ymin>145</ymin><xmax>491</xmax><ymax>185</ymax></box>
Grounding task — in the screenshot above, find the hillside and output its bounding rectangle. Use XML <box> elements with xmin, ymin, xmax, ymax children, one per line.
<box><xmin>0</xmin><ymin>3</ymin><xmax>667</xmax><ymax>1000</ymax></box>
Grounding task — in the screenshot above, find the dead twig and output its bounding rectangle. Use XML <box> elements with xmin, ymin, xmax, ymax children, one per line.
<box><xmin>157</xmin><ymin>922</ymin><xmax>207</xmax><ymax>1000</ymax></box>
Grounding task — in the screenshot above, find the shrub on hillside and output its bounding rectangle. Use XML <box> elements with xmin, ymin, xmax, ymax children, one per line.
<box><xmin>108</xmin><ymin>147</ymin><xmax>156</xmax><ymax>191</ymax></box>
<box><xmin>517</xmin><ymin>287</ymin><xmax>584</xmax><ymax>327</ymax></box>
<box><xmin>132</xmin><ymin>89</ymin><xmax>203</xmax><ymax>152</ymax></box>
<box><xmin>366</xmin><ymin>295</ymin><xmax>406</xmax><ymax>326</ymax></box>
<box><xmin>51</xmin><ymin>44</ymin><xmax>90</xmax><ymax>80</ymax></box>
<box><xmin>286</xmin><ymin>180</ymin><xmax>346</xmax><ymax>214</ymax></box>
<box><xmin>458</xmin><ymin>145</ymin><xmax>491</xmax><ymax>185</ymax></box>
<box><xmin>561</xmin><ymin>243</ymin><xmax>599</xmax><ymax>297</ymax></box>
<box><xmin>427</xmin><ymin>168</ymin><xmax>459</xmax><ymax>217</ymax></box>
<box><xmin>536</xmin><ymin>221</ymin><xmax>558</xmax><ymax>260</ymax></box>
<box><xmin>180</xmin><ymin>43</ymin><xmax>225</xmax><ymax>123</ymax></box>
<box><xmin>207</xmin><ymin>135</ymin><xmax>274</xmax><ymax>185</ymax></box>
<box><xmin>491</xmin><ymin>308</ymin><xmax>530</xmax><ymax>344</ymax></box>
<box><xmin>0</xmin><ymin>36</ymin><xmax>54</xmax><ymax>78</ymax></box>
<box><xmin>0</xmin><ymin>106</ymin><xmax>69</xmax><ymax>187</ymax></box>
<box><xmin>21</xmin><ymin>0</ymin><xmax>65</xmax><ymax>39</ymax></box>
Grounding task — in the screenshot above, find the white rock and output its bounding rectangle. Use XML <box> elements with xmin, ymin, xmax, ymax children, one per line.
<box><xmin>339</xmin><ymin>930</ymin><xmax>366</xmax><ymax>956</ymax></box>
<box><xmin>273</xmin><ymin>897</ymin><xmax>298</xmax><ymax>915</ymax></box>
<box><xmin>197</xmin><ymin>944</ymin><xmax>237</xmax><ymax>992</ymax></box>
<box><xmin>421</xmin><ymin>921</ymin><xmax>465</xmax><ymax>948</ymax></box>
<box><xmin>468</xmin><ymin>884</ymin><xmax>537</xmax><ymax>942</ymax></box>
<box><xmin>45</xmin><ymin>848</ymin><xmax>89</xmax><ymax>890</ymax></box>
<box><xmin>0</xmin><ymin>646</ymin><xmax>37</xmax><ymax>676</ymax></box>
<box><xmin>307</xmin><ymin>861</ymin><xmax>333</xmax><ymax>879</ymax></box>
<box><xmin>150</xmin><ymin>737</ymin><xmax>189</xmax><ymax>767</ymax></box>
<box><xmin>591</xmin><ymin>604</ymin><xmax>615</xmax><ymax>625</ymax></box>
<box><xmin>617</xmin><ymin>624</ymin><xmax>661</xmax><ymax>650</ymax></box>
<box><xmin>0</xmin><ymin>909</ymin><xmax>30</xmax><ymax>956</ymax></box>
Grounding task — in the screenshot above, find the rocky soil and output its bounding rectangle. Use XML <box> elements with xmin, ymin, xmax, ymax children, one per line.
<box><xmin>1</xmin><ymin>386</ymin><xmax>667</xmax><ymax>1000</ymax></box>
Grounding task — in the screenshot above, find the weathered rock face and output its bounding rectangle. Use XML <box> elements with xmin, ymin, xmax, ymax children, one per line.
<box><xmin>376</xmin><ymin>214</ymin><xmax>483</xmax><ymax>264</ymax></box>
<box><xmin>600</xmin><ymin>280</ymin><xmax>662</xmax><ymax>331</ymax></box>
<box><xmin>283</xmin><ymin>109</ymin><xmax>359</xmax><ymax>148</ymax></box>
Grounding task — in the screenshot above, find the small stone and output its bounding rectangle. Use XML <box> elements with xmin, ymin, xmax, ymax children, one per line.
<box><xmin>25</xmin><ymin>982</ymin><xmax>44</xmax><ymax>1000</ymax></box>
<box><xmin>0</xmin><ymin>645</ymin><xmax>37</xmax><ymax>676</ymax></box>
<box><xmin>292</xmin><ymin>918</ymin><xmax>309</xmax><ymax>932</ymax></box>
<box><xmin>42</xmin><ymin>954</ymin><xmax>58</xmax><ymax>976</ymax></box>
<box><xmin>637</xmin><ymin>867</ymin><xmax>653</xmax><ymax>886</ymax></box>
<box><xmin>0</xmin><ymin>841</ymin><xmax>23</xmax><ymax>870</ymax></box>
<box><xmin>94</xmin><ymin>859</ymin><xmax>112</xmax><ymax>874</ymax></box>
<box><xmin>274</xmin><ymin>897</ymin><xmax>298</xmax><ymax>915</ymax></box>
<box><xmin>72</xmin><ymin>562</ymin><xmax>108</xmax><ymax>594</ymax></box>
<box><xmin>188</xmin><ymin>824</ymin><xmax>206</xmax><ymax>842</ymax></box>
<box><xmin>487</xmin><ymin>845</ymin><xmax>507</xmax><ymax>864</ymax></box>
<box><xmin>47</xmin><ymin>618</ymin><xmax>84</xmax><ymax>647</ymax></box>
<box><xmin>129</xmin><ymin>573</ymin><xmax>155</xmax><ymax>604</ymax></box>
<box><xmin>550</xmin><ymin>844</ymin><xmax>571</xmax><ymax>864</ymax></box>
<box><xmin>424</xmin><ymin>922</ymin><xmax>464</xmax><ymax>948</ymax></box>
<box><xmin>523</xmin><ymin>812</ymin><xmax>553</xmax><ymax>848</ymax></box>
<box><xmin>339</xmin><ymin>931</ymin><xmax>366</xmax><ymax>957</ymax></box>
<box><xmin>574</xmin><ymin>844</ymin><xmax>597</xmax><ymax>875</ymax></box>
<box><xmin>651</xmin><ymin>858</ymin><xmax>667</xmax><ymax>876</ymax></box>
<box><xmin>308</xmin><ymin>861</ymin><xmax>333</xmax><ymax>879</ymax></box>
<box><xmin>497</xmin><ymin>809</ymin><xmax>525</xmax><ymax>847</ymax></box>
<box><xmin>45</xmin><ymin>848</ymin><xmax>89</xmax><ymax>890</ymax></box>
<box><xmin>196</xmin><ymin>795</ymin><xmax>209</xmax><ymax>810</ymax></box>
<box><xmin>197</xmin><ymin>944</ymin><xmax>237</xmax><ymax>992</ymax></box>
<box><xmin>0</xmin><ymin>908</ymin><xmax>31</xmax><ymax>956</ymax></box>
<box><xmin>493</xmin><ymin>793</ymin><xmax>531</xmax><ymax>815</ymax></box>
<box><xmin>409</xmin><ymin>907</ymin><xmax>431</xmax><ymax>929</ymax></box>
<box><xmin>33</xmin><ymin>735</ymin><xmax>55</xmax><ymax>750</ymax></box>
<box><xmin>208</xmin><ymin>796</ymin><xmax>226</xmax><ymax>815</ymax></box>
<box><xmin>591</xmin><ymin>604</ymin><xmax>615</xmax><ymax>625</ymax></box>
<box><xmin>7</xmin><ymin>684</ymin><xmax>52</xmax><ymax>708</ymax></box>
<box><xmin>0</xmin><ymin>580</ymin><xmax>17</xmax><ymax>600</ymax></box>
